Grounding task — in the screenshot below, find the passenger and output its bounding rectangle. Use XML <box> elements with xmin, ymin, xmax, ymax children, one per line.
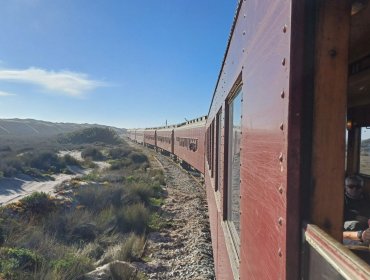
<box><xmin>343</xmin><ymin>175</ymin><xmax>370</xmax><ymax>243</ymax></box>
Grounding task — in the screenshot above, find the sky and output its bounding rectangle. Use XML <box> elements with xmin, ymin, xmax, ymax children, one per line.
<box><xmin>0</xmin><ymin>0</ymin><xmax>238</xmax><ymax>129</ymax></box>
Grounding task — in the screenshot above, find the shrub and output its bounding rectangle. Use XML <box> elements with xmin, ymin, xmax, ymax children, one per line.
<box><xmin>116</xmin><ymin>204</ymin><xmax>150</xmax><ymax>234</ymax></box>
<box><xmin>19</xmin><ymin>192</ymin><xmax>54</xmax><ymax>215</ymax></box>
<box><xmin>128</xmin><ymin>183</ymin><xmax>154</xmax><ymax>206</ymax></box>
<box><xmin>50</xmin><ymin>255</ymin><xmax>94</xmax><ymax>280</ymax></box>
<box><xmin>108</xmin><ymin>147</ymin><xmax>131</xmax><ymax>159</ymax></box>
<box><xmin>76</xmin><ymin>184</ymin><xmax>125</xmax><ymax>212</ymax></box>
<box><xmin>81</xmin><ymin>147</ymin><xmax>104</xmax><ymax>161</ymax></box>
<box><xmin>62</xmin><ymin>154</ymin><xmax>81</xmax><ymax>166</ymax></box>
<box><xmin>29</xmin><ymin>151</ymin><xmax>65</xmax><ymax>173</ymax></box>
<box><xmin>0</xmin><ymin>247</ymin><xmax>42</xmax><ymax>273</ymax></box>
<box><xmin>116</xmin><ymin>234</ymin><xmax>145</xmax><ymax>262</ymax></box>
<box><xmin>129</xmin><ymin>152</ymin><xmax>148</xmax><ymax>164</ymax></box>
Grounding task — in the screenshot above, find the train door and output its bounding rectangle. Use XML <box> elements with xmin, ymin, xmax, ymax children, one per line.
<box><xmin>302</xmin><ymin>1</ymin><xmax>370</xmax><ymax>278</ymax></box>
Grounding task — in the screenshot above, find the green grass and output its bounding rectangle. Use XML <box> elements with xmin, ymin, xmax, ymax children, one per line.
<box><xmin>0</xmin><ymin>144</ymin><xmax>167</xmax><ymax>279</ymax></box>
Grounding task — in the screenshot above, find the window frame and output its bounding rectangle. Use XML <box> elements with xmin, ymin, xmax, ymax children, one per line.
<box><xmin>225</xmin><ymin>85</ymin><xmax>243</xmax><ymax>256</ymax></box>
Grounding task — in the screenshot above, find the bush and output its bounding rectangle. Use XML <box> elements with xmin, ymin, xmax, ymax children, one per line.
<box><xmin>129</xmin><ymin>152</ymin><xmax>148</xmax><ymax>164</ymax></box>
<box><xmin>50</xmin><ymin>255</ymin><xmax>94</xmax><ymax>280</ymax></box>
<box><xmin>59</xmin><ymin>127</ymin><xmax>122</xmax><ymax>145</ymax></box>
<box><xmin>108</xmin><ymin>147</ymin><xmax>131</xmax><ymax>159</ymax></box>
<box><xmin>116</xmin><ymin>204</ymin><xmax>150</xmax><ymax>234</ymax></box>
<box><xmin>76</xmin><ymin>185</ymin><xmax>125</xmax><ymax>212</ymax></box>
<box><xmin>0</xmin><ymin>247</ymin><xmax>42</xmax><ymax>273</ymax></box>
<box><xmin>128</xmin><ymin>183</ymin><xmax>154</xmax><ymax>206</ymax></box>
<box><xmin>116</xmin><ymin>234</ymin><xmax>145</xmax><ymax>262</ymax></box>
<box><xmin>29</xmin><ymin>151</ymin><xmax>65</xmax><ymax>173</ymax></box>
<box><xmin>62</xmin><ymin>154</ymin><xmax>81</xmax><ymax>166</ymax></box>
<box><xmin>81</xmin><ymin>147</ymin><xmax>104</xmax><ymax>161</ymax></box>
<box><xmin>19</xmin><ymin>192</ymin><xmax>54</xmax><ymax>215</ymax></box>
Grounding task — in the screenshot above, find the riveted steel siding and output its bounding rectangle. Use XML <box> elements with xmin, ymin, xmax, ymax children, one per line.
<box><xmin>156</xmin><ymin>129</ymin><xmax>174</xmax><ymax>154</ymax></box>
<box><xmin>173</xmin><ymin>125</ymin><xmax>205</xmax><ymax>174</ymax></box>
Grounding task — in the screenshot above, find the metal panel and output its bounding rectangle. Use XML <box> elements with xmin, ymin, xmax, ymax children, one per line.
<box><xmin>173</xmin><ymin>121</ymin><xmax>205</xmax><ymax>173</ymax></box>
<box><xmin>156</xmin><ymin>128</ymin><xmax>173</xmax><ymax>154</ymax></box>
<box><xmin>240</xmin><ymin>0</ymin><xmax>291</xmax><ymax>276</ymax></box>
<box><xmin>205</xmin><ymin>0</ymin><xmax>300</xmax><ymax>278</ymax></box>
<box><xmin>136</xmin><ymin>129</ymin><xmax>144</xmax><ymax>144</ymax></box>
<box><xmin>144</xmin><ymin>129</ymin><xmax>156</xmax><ymax>147</ymax></box>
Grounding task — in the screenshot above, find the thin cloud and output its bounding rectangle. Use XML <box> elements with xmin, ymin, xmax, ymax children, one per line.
<box><xmin>0</xmin><ymin>67</ymin><xmax>106</xmax><ymax>97</ymax></box>
<box><xmin>0</xmin><ymin>90</ymin><xmax>16</xmax><ymax>96</ymax></box>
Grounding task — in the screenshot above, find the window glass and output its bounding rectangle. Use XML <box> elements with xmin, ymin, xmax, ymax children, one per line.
<box><xmin>216</xmin><ymin>111</ymin><xmax>222</xmax><ymax>192</ymax></box>
<box><xmin>228</xmin><ymin>88</ymin><xmax>242</xmax><ymax>248</ymax></box>
<box><xmin>360</xmin><ymin>127</ymin><xmax>370</xmax><ymax>175</ymax></box>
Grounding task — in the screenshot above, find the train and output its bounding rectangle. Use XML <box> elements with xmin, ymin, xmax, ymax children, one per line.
<box><xmin>127</xmin><ymin>0</ymin><xmax>370</xmax><ymax>279</ymax></box>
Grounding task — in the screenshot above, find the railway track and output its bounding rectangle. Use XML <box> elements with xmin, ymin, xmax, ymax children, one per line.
<box><xmin>129</xmin><ymin>143</ymin><xmax>215</xmax><ymax>279</ymax></box>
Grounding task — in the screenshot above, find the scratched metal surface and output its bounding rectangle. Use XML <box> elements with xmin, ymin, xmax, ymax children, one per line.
<box><xmin>156</xmin><ymin>128</ymin><xmax>174</xmax><ymax>153</ymax></box>
<box><xmin>143</xmin><ymin>129</ymin><xmax>156</xmax><ymax>146</ymax></box>
<box><xmin>240</xmin><ymin>1</ymin><xmax>290</xmax><ymax>278</ymax></box>
<box><xmin>135</xmin><ymin>129</ymin><xmax>144</xmax><ymax>144</ymax></box>
<box><xmin>174</xmin><ymin>124</ymin><xmax>206</xmax><ymax>174</ymax></box>
<box><xmin>206</xmin><ymin>0</ymin><xmax>292</xmax><ymax>278</ymax></box>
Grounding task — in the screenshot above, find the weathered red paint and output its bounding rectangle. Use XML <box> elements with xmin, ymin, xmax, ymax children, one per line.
<box><xmin>156</xmin><ymin>128</ymin><xmax>174</xmax><ymax>154</ymax></box>
<box><xmin>206</xmin><ymin>0</ymin><xmax>299</xmax><ymax>279</ymax></box>
<box><xmin>135</xmin><ymin>129</ymin><xmax>144</xmax><ymax>144</ymax></box>
<box><xmin>144</xmin><ymin>129</ymin><xmax>156</xmax><ymax>147</ymax></box>
<box><xmin>173</xmin><ymin>119</ymin><xmax>206</xmax><ymax>174</ymax></box>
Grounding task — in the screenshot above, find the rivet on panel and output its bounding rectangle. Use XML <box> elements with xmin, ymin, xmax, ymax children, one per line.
<box><xmin>244</xmin><ymin>14</ymin><xmax>246</xmax><ymax>18</ymax></box>
<box><xmin>243</xmin><ymin>31</ymin><xmax>246</xmax><ymax>36</ymax></box>
<box><xmin>278</xmin><ymin>217</ymin><xmax>283</xmax><ymax>226</ymax></box>
<box><xmin>242</xmin><ymin>48</ymin><xmax>245</xmax><ymax>53</ymax></box>
<box><xmin>278</xmin><ymin>249</ymin><xmax>283</xmax><ymax>257</ymax></box>
<box><xmin>283</xmin><ymin>24</ymin><xmax>287</xmax><ymax>33</ymax></box>
<box><xmin>280</xmin><ymin>91</ymin><xmax>285</xmax><ymax>99</ymax></box>
<box><xmin>329</xmin><ymin>49</ymin><xmax>337</xmax><ymax>57</ymax></box>
<box><xmin>280</xmin><ymin>123</ymin><xmax>284</xmax><ymax>131</ymax></box>
<box><xmin>279</xmin><ymin>185</ymin><xmax>284</xmax><ymax>194</ymax></box>
<box><xmin>279</xmin><ymin>153</ymin><xmax>283</xmax><ymax>162</ymax></box>
<box><xmin>282</xmin><ymin>58</ymin><xmax>286</xmax><ymax>66</ymax></box>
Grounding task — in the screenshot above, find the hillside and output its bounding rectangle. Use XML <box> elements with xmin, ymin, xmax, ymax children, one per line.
<box><xmin>0</xmin><ymin>119</ymin><xmax>125</xmax><ymax>137</ymax></box>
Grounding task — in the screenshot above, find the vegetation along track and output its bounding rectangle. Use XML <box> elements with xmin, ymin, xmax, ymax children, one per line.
<box><xmin>133</xmin><ymin>145</ymin><xmax>215</xmax><ymax>279</ymax></box>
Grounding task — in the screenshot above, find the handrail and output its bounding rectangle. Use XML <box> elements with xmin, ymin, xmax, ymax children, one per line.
<box><xmin>305</xmin><ymin>224</ymin><xmax>370</xmax><ymax>279</ymax></box>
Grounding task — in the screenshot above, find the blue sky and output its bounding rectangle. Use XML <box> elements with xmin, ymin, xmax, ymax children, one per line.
<box><xmin>0</xmin><ymin>0</ymin><xmax>237</xmax><ymax>129</ymax></box>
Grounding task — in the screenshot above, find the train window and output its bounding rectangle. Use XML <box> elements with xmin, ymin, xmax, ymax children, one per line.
<box><xmin>211</xmin><ymin>119</ymin><xmax>215</xmax><ymax>178</ymax></box>
<box><xmin>227</xmin><ymin>87</ymin><xmax>242</xmax><ymax>251</ymax></box>
<box><xmin>360</xmin><ymin>127</ymin><xmax>370</xmax><ymax>175</ymax></box>
<box><xmin>215</xmin><ymin>110</ymin><xmax>222</xmax><ymax>192</ymax></box>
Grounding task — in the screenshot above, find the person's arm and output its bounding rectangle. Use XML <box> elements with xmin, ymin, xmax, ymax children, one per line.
<box><xmin>343</xmin><ymin>228</ymin><xmax>370</xmax><ymax>242</ymax></box>
<box><xmin>343</xmin><ymin>231</ymin><xmax>361</xmax><ymax>241</ymax></box>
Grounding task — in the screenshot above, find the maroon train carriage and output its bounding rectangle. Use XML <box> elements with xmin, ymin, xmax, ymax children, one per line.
<box><xmin>205</xmin><ymin>0</ymin><xmax>370</xmax><ymax>279</ymax></box>
<box><xmin>126</xmin><ymin>129</ymin><xmax>135</xmax><ymax>142</ymax></box>
<box><xmin>173</xmin><ymin>116</ymin><xmax>206</xmax><ymax>174</ymax></box>
<box><xmin>144</xmin><ymin>128</ymin><xmax>156</xmax><ymax>149</ymax></box>
<box><xmin>135</xmin><ymin>129</ymin><xmax>144</xmax><ymax>145</ymax></box>
<box><xmin>156</xmin><ymin>126</ymin><xmax>174</xmax><ymax>155</ymax></box>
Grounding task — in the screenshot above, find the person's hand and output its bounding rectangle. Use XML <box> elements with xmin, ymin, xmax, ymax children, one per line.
<box><xmin>362</xmin><ymin>228</ymin><xmax>370</xmax><ymax>242</ymax></box>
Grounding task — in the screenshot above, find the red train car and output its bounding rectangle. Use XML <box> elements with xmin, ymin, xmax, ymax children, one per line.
<box><xmin>173</xmin><ymin>116</ymin><xmax>206</xmax><ymax>174</ymax></box>
<box><xmin>144</xmin><ymin>128</ymin><xmax>156</xmax><ymax>148</ymax></box>
<box><xmin>156</xmin><ymin>126</ymin><xmax>174</xmax><ymax>155</ymax></box>
<box><xmin>126</xmin><ymin>129</ymin><xmax>135</xmax><ymax>142</ymax></box>
<box><xmin>205</xmin><ymin>0</ymin><xmax>370</xmax><ymax>279</ymax></box>
<box><xmin>135</xmin><ymin>129</ymin><xmax>144</xmax><ymax>145</ymax></box>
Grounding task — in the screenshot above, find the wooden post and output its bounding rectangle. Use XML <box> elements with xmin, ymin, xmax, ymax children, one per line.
<box><xmin>311</xmin><ymin>0</ymin><xmax>351</xmax><ymax>241</ymax></box>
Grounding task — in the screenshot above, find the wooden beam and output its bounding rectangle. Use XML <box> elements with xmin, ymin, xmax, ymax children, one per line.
<box><xmin>311</xmin><ymin>0</ymin><xmax>351</xmax><ymax>241</ymax></box>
